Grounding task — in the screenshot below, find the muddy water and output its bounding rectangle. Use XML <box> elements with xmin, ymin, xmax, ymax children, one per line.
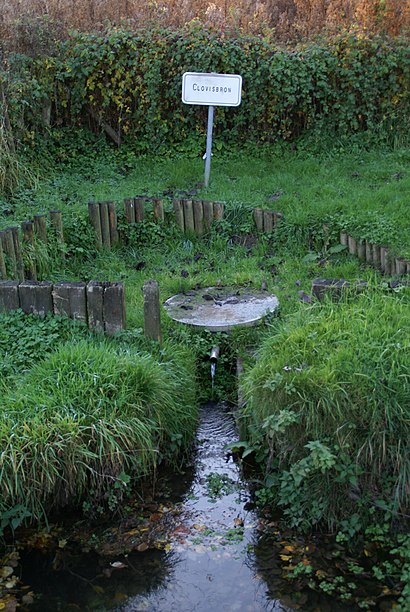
<box><xmin>20</xmin><ymin>403</ymin><xmax>356</xmax><ymax>611</ymax></box>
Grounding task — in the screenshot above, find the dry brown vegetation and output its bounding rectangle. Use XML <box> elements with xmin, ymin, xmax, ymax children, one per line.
<box><xmin>0</xmin><ymin>0</ymin><xmax>408</xmax><ymax>51</ymax></box>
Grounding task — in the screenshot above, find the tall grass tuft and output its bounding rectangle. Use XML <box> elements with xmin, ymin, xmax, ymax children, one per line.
<box><xmin>0</xmin><ymin>339</ymin><xmax>198</xmax><ymax>521</ymax></box>
<box><xmin>0</xmin><ymin>115</ymin><xmax>35</xmax><ymax>198</ymax></box>
<box><xmin>241</xmin><ymin>290</ymin><xmax>410</xmax><ymax>530</ymax></box>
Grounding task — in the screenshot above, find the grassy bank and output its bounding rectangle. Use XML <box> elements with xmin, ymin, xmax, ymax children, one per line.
<box><xmin>2</xmin><ymin>139</ymin><xmax>409</xmax><ymax>257</ymax></box>
<box><xmin>0</xmin><ymin>325</ymin><xmax>198</xmax><ymax>523</ymax></box>
<box><xmin>0</xmin><ymin>133</ymin><xmax>409</xmax><ymax>536</ymax></box>
<box><xmin>240</xmin><ymin>290</ymin><xmax>410</xmax><ymax>532</ymax></box>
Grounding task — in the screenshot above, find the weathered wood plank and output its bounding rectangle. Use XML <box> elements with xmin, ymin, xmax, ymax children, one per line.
<box><xmin>19</xmin><ymin>280</ymin><xmax>53</xmax><ymax>316</ymax></box>
<box><xmin>86</xmin><ymin>281</ymin><xmax>104</xmax><ymax>332</ymax></box>
<box><xmin>183</xmin><ymin>199</ymin><xmax>195</xmax><ymax>233</ymax></box>
<box><xmin>193</xmin><ymin>200</ymin><xmax>204</xmax><ymax>235</ymax></box>
<box><xmin>143</xmin><ymin>280</ymin><xmax>161</xmax><ymax>342</ymax></box>
<box><xmin>103</xmin><ymin>282</ymin><xmax>126</xmax><ymax>335</ymax></box>
<box><xmin>252</xmin><ymin>208</ymin><xmax>264</xmax><ymax>232</ymax></box>
<box><xmin>173</xmin><ymin>199</ymin><xmax>184</xmax><ymax>231</ymax></box>
<box><xmin>0</xmin><ymin>281</ymin><xmax>19</xmax><ymax>312</ymax></box>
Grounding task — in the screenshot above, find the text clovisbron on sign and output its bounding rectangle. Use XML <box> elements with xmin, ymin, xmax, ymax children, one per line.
<box><xmin>182</xmin><ymin>72</ymin><xmax>242</xmax><ymax>107</ymax></box>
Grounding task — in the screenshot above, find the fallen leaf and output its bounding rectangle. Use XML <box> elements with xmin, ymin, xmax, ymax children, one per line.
<box><xmin>125</xmin><ymin>528</ymin><xmax>140</xmax><ymax>536</ymax></box>
<box><xmin>280</xmin><ymin>554</ymin><xmax>292</xmax><ymax>561</ymax></box>
<box><xmin>282</xmin><ymin>545</ymin><xmax>295</xmax><ymax>553</ymax></box>
<box><xmin>137</xmin><ymin>543</ymin><xmax>149</xmax><ymax>552</ymax></box>
<box><xmin>110</xmin><ymin>561</ymin><xmax>127</xmax><ymax>569</ymax></box>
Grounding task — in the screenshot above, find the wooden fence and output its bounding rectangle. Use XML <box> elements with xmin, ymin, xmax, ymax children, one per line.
<box><xmin>0</xmin><ymin>280</ymin><xmax>125</xmax><ymax>335</ymax></box>
<box><xmin>340</xmin><ymin>232</ymin><xmax>410</xmax><ymax>276</ymax></box>
<box><xmin>88</xmin><ymin>197</ymin><xmax>225</xmax><ymax>248</ymax></box>
<box><xmin>252</xmin><ymin>208</ymin><xmax>284</xmax><ymax>233</ymax></box>
<box><xmin>0</xmin><ymin>210</ymin><xmax>65</xmax><ymax>282</ymax></box>
<box><xmin>1</xmin><ymin>201</ymin><xmax>409</xmax><ymax>283</ymax></box>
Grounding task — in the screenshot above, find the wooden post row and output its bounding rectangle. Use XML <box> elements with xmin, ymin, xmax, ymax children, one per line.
<box><xmin>252</xmin><ymin>208</ymin><xmax>283</xmax><ymax>233</ymax></box>
<box><xmin>123</xmin><ymin>197</ymin><xmax>164</xmax><ymax>225</ymax></box>
<box><xmin>88</xmin><ymin>201</ymin><xmax>119</xmax><ymax>249</ymax></box>
<box><xmin>0</xmin><ymin>280</ymin><xmax>126</xmax><ymax>335</ymax></box>
<box><xmin>173</xmin><ymin>199</ymin><xmax>224</xmax><ymax>234</ymax></box>
<box><xmin>339</xmin><ymin>235</ymin><xmax>410</xmax><ymax>278</ymax></box>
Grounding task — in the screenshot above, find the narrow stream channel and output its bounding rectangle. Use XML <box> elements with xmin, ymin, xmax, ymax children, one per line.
<box><xmin>20</xmin><ymin>402</ymin><xmax>358</xmax><ymax>611</ymax></box>
<box><xmin>118</xmin><ymin>401</ymin><xmax>283</xmax><ymax>612</ymax></box>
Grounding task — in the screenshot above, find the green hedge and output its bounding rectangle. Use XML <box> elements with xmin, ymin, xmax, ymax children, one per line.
<box><xmin>4</xmin><ymin>27</ymin><xmax>409</xmax><ymax>147</ymax></box>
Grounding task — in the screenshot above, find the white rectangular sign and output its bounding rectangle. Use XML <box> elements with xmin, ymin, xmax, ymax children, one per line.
<box><xmin>182</xmin><ymin>72</ymin><xmax>242</xmax><ymax>107</ymax></box>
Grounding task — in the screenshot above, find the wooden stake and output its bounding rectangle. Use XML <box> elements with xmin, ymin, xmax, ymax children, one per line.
<box><xmin>395</xmin><ymin>257</ymin><xmax>407</xmax><ymax>276</ymax></box>
<box><xmin>86</xmin><ymin>281</ymin><xmax>104</xmax><ymax>332</ymax></box>
<box><xmin>213</xmin><ymin>201</ymin><xmax>224</xmax><ymax>221</ymax></box>
<box><xmin>153</xmin><ymin>198</ymin><xmax>164</xmax><ymax>223</ymax></box>
<box><xmin>108</xmin><ymin>201</ymin><xmax>119</xmax><ymax>246</ymax></box>
<box><xmin>143</xmin><ymin>280</ymin><xmax>161</xmax><ymax>342</ymax></box>
<box><xmin>34</xmin><ymin>214</ymin><xmax>47</xmax><ymax>243</ymax></box>
<box><xmin>380</xmin><ymin>247</ymin><xmax>392</xmax><ymax>275</ymax></box>
<box><xmin>124</xmin><ymin>198</ymin><xmax>136</xmax><ymax>224</ymax></box>
<box><xmin>202</xmin><ymin>200</ymin><xmax>214</xmax><ymax>230</ymax></box>
<box><xmin>134</xmin><ymin>197</ymin><xmax>145</xmax><ymax>223</ymax></box>
<box><xmin>365</xmin><ymin>240</ymin><xmax>373</xmax><ymax>264</ymax></box>
<box><xmin>357</xmin><ymin>240</ymin><xmax>366</xmax><ymax>261</ymax></box>
<box><xmin>88</xmin><ymin>202</ymin><xmax>103</xmax><ymax>249</ymax></box>
<box><xmin>100</xmin><ymin>202</ymin><xmax>111</xmax><ymax>248</ymax></box>
<box><xmin>263</xmin><ymin>210</ymin><xmax>274</xmax><ymax>234</ymax></box>
<box><xmin>193</xmin><ymin>200</ymin><xmax>204</xmax><ymax>235</ymax></box>
<box><xmin>372</xmin><ymin>244</ymin><xmax>381</xmax><ymax>269</ymax></box>
<box><xmin>4</xmin><ymin>228</ymin><xmax>18</xmax><ymax>280</ymax></box>
<box><xmin>19</xmin><ymin>280</ymin><xmax>53</xmax><ymax>317</ymax></box>
<box><xmin>104</xmin><ymin>282</ymin><xmax>126</xmax><ymax>336</ymax></box>
<box><xmin>11</xmin><ymin>227</ymin><xmax>24</xmax><ymax>281</ymax></box>
<box><xmin>183</xmin><ymin>199</ymin><xmax>195</xmax><ymax>233</ymax></box>
<box><xmin>340</xmin><ymin>232</ymin><xmax>348</xmax><ymax>246</ymax></box>
<box><xmin>253</xmin><ymin>208</ymin><xmax>264</xmax><ymax>232</ymax></box>
<box><xmin>0</xmin><ymin>281</ymin><xmax>19</xmax><ymax>312</ymax></box>
<box><xmin>21</xmin><ymin>221</ymin><xmax>37</xmax><ymax>280</ymax></box>
<box><xmin>348</xmin><ymin>235</ymin><xmax>357</xmax><ymax>256</ymax></box>
<box><xmin>0</xmin><ymin>232</ymin><xmax>8</xmax><ymax>279</ymax></box>
<box><xmin>173</xmin><ymin>199</ymin><xmax>184</xmax><ymax>231</ymax></box>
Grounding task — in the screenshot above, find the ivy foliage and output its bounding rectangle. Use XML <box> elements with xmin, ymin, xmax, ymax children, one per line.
<box><xmin>3</xmin><ymin>26</ymin><xmax>409</xmax><ymax>147</ymax></box>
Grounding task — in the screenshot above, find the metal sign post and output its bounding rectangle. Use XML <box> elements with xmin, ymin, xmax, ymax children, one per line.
<box><xmin>182</xmin><ymin>72</ymin><xmax>242</xmax><ymax>188</ymax></box>
<box><xmin>204</xmin><ymin>105</ymin><xmax>214</xmax><ymax>188</ymax></box>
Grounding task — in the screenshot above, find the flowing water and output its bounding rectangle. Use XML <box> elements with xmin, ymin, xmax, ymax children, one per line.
<box><xmin>20</xmin><ymin>403</ymin><xmax>360</xmax><ymax>611</ymax></box>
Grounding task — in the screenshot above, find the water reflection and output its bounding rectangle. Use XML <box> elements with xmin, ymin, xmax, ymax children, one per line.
<box><xmin>22</xmin><ymin>402</ymin><xmax>287</xmax><ymax>611</ymax></box>
<box><xmin>119</xmin><ymin>401</ymin><xmax>285</xmax><ymax>611</ymax></box>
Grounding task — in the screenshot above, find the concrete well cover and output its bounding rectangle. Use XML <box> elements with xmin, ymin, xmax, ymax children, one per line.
<box><xmin>164</xmin><ymin>286</ymin><xmax>279</xmax><ymax>332</ymax></box>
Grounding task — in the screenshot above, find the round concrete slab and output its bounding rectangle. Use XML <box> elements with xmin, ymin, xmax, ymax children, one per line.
<box><xmin>164</xmin><ymin>286</ymin><xmax>279</xmax><ymax>332</ymax></box>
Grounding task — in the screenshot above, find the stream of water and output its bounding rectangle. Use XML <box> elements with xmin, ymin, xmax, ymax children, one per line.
<box><xmin>20</xmin><ymin>403</ymin><xmax>359</xmax><ymax>611</ymax></box>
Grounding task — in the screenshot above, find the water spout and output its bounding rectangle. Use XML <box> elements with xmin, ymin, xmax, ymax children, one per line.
<box><xmin>210</xmin><ymin>346</ymin><xmax>220</xmax><ymax>388</ymax></box>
